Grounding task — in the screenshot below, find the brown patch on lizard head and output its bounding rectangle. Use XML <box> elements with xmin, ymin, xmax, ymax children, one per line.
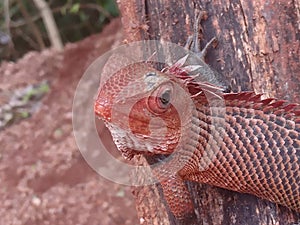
<box><xmin>94</xmin><ymin>62</ymin><xmax>192</xmax><ymax>158</ymax></box>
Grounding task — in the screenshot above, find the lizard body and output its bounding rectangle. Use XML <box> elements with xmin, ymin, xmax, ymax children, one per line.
<box><xmin>94</xmin><ymin>13</ymin><xmax>300</xmax><ymax>220</ymax></box>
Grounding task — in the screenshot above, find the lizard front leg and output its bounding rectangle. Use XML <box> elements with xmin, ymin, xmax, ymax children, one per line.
<box><xmin>145</xmin><ymin>155</ymin><xmax>197</xmax><ymax>222</ymax></box>
<box><xmin>160</xmin><ymin>174</ymin><xmax>195</xmax><ymax>220</ymax></box>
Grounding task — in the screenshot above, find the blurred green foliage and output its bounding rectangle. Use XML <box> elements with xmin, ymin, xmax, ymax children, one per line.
<box><xmin>0</xmin><ymin>0</ymin><xmax>119</xmax><ymax>61</ymax></box>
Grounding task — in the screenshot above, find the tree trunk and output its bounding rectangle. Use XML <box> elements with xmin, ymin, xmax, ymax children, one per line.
<box><xmin>117</xmin><ymin>0</ymin><xmax>300</xmax><ymax>224</ymax></box>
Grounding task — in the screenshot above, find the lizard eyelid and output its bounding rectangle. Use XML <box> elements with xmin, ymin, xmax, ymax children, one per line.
<box><xmin>145</xmin><ymin>72</ymin><xmax>157</xmax><ymax>77</ymax></box>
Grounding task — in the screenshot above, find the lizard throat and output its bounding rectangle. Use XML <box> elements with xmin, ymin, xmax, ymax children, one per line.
<box><xmin>104</xmin><ymin>122</ymin><xmax>180</xmax><ymax>158</ymax></box>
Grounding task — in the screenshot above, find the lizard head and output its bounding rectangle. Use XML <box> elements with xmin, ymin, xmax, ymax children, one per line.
<box><xmin>94</xmin><ymin>62</ymin><xmax>194</xmax><ymax>159</ymax></box>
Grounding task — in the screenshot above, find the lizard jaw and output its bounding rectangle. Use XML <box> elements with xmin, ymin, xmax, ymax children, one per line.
<box><xmin>104</xmin><ymin>122</ymin><xmax>179</xmax><ymax>158</ymax></box>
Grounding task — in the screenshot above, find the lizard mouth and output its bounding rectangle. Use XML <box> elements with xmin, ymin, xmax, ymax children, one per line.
<box><xmin>105</xmin><ymin>122</ymin><xmax>155</xmax><ymax>153</ymax></box>
<box><xmin>94</xmin><ymin>97</ymin><xmax>113</xmax><ymax>123</ymax></box>
<box><xmin>104</xmin><ymin>121</ymin><xmax>179</xmax><ymax>158</ymax></box>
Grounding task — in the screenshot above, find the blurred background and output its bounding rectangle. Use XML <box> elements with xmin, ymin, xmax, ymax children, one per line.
<box><xmin>0</xmin><ymin>0</ymin><xmax>119</xmax><ymax>61</ymax></box>
<box><xmin>0</xmin><ymin>1</ymin><xmax>140</xmax><ymax>225</ymax></box>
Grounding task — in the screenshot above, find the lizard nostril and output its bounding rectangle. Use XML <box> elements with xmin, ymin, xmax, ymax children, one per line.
<box><xmin>94</xmin><ymin>99</ymin><xmax>112</xmax><ymax>122</ymax></box>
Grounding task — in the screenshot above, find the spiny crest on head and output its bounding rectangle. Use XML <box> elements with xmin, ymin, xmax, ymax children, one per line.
<box><xmin>162</xmin><ymin>55</ymin><xmax>224</xmax><ymax>101</ymax></box>
<box><xmin>162</xmin><ymin>56</ymin><xmax>300</xmax><ymax>117</ymax></box>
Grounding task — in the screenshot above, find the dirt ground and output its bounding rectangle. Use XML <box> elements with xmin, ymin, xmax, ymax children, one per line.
<box><xmin>0</xmin><ymin>19</ymin><xmax>140</xmax><ymax>225</ymax></box>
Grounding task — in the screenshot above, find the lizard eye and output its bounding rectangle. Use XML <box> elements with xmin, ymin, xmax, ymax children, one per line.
<box><xmin>147</xmin><ymin>83</ymin><xmax>173</xmax><ymax>114</ymax></box>
<box><xmin>158</xmin><ymin>89</ymin><xmax>171</xmax><ymax>108</ymax></box>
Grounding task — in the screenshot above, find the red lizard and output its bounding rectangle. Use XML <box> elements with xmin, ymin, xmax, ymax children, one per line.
<box><xmin>94</xmin><ymin>12</ymin><xmax>300</xmax><ymax>222</ymax></box>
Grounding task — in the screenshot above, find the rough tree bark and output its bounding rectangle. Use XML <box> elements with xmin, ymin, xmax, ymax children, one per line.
<box><xmin>117</xmin><ymin>0</ymin><xmax>300</xmax><ymax>224</ymax></box>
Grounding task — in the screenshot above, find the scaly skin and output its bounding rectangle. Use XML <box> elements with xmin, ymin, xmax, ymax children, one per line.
<box><xmin>94</xmin><ymin>12</ymin><xmax>300</xmax><ymax>220</ymax></box>
<box><xmin>94</xmin><ymin>61</ymin><xmax>300</xmax><ymax>219</ymax></box>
